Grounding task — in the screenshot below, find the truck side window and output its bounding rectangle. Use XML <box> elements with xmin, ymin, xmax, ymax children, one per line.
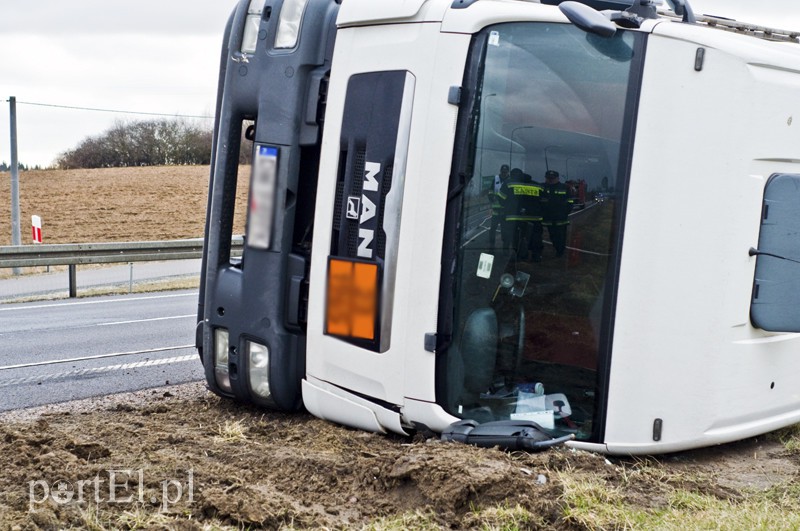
<box><xmin>750</xmin><ymin>173</ymin><xmax>800</xmax><ymax>332</ymax></box>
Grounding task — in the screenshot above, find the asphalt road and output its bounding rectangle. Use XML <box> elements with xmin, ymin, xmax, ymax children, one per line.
<box><xmin>0</xmin><ymin>289</ymin><xmax>204</xmax><ymax>411</ymax></box>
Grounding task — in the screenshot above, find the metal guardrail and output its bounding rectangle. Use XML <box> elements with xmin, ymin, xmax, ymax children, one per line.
<box><xmin>0</xmin><ymin>237</ymin><xmax>244</xmax><ymax>268</ymax></box>
<box><xmin>0</xmin><ymin>237</ymin><xmax>244</xmax><ymax>298</ymax></box>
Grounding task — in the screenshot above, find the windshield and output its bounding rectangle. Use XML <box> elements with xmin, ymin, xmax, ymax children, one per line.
<box><xmin>439</xmin><ymin>22</ymin><xmax>643</xmax><ymax>442</ymax></box>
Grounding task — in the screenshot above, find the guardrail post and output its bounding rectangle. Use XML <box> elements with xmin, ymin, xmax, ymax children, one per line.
<box><xmin>68</xmin><ymin>264</ymin><xmax>77</xmax><ymax>298</ymax></box>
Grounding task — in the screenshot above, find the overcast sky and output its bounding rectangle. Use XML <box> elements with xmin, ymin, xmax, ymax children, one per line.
<box><xmin>0</xmin><ymin>0</ymin><xmax>236</xmax><ymax>167</ymax></box>
<box><xmin>1</xmin><ymin>0</ymin><xmax>798</xmax><ymax>168</ymax></box>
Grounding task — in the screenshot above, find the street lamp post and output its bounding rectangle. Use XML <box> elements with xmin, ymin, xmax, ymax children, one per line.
<box><xmin>9</xmin><ymin>97</ymin><xmax>21</xmax><ymax>275</ymax></box>
<box><xmin>544</xmin><ymin>145</ymin><xmax>561</xmax><ymax>172</ymax></box>
<box><xmin>479</xmin><ymin>93</ymin><xmax>497</xmax><ymax>179</ymax></box>
<box><xmin>509</xmin><ymin>125</ymin><xmax>534</xmax><ymax>168</ymax></box>
<box><xmin>566</xmin><ymin>157</ymin><xmax>580</xmax><ymax>179</ymax></box>
<box><xmin>566</xmin><ymin>155</ymin><xmax>600</xmax><ymax>179</ymax></box>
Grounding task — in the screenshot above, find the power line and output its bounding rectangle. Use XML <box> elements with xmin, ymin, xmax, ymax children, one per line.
<box><xmin>7</xmin><ymin>99</ymin><xmax>214</xmax><ymax>120</ymax></box>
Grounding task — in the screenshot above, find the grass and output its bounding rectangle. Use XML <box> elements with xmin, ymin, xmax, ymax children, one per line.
<box><xmin>0</xmin><ymin>265</ymin><xmax>67</xmax><ymax>280</ymax></box>
<box><xmin>467</xmin><ymin>503</ymin><xmax>545</xmax><ymax>530</ymax></box>
<box><xmin>80</xmin><ymin>277</ymin><xmax>199</xmax><ymax>297</ymax></box>
<box><xmin>363</xmin><ymin>510</ymin><xmax>444</xmax><ymax>531</ymax></box>
<box><xmin>558</xmin><ymin>471</ymin><xmax>639</xmax><ymax>529</ymax></box>
<box><xmin>0</xmin><ymin>276</ymin><xmax>199</xmax><ymax>304</ymax></box>
<box><xmin>77</xmin><ymin>505</ymin><xmax>175</xmax><ymax>531</ymax></box>
<box><xmin>214</xmin><ymin>419</ymin><xmax>248</xmax><ymax>443</ymax></box>
<box><xmin>766</xmin><ymin>423</ymin><xmax>800</xmax><ymax>452</ymax></box>
<box><xmin>556</xmin><ymin>467</ymin><xmax>800</xmax><ymax>530</ymax></box>
<box><xmin>364</xmin><ymin>503</ymin><xmax>545</xmax><ymax>530</ymax></box>
<box><xmin>113</xmin><ymin>509</ymin><xmax>174</xmax><ymax>530</ymax></box>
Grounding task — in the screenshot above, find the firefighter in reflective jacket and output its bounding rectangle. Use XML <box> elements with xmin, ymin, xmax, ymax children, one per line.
<box><xmin>541</xmin><ymin>170</ymin><xmax>574</xmax><ymax>256</ymax></box>
<box><xmin>498</xmin><ymin>168</ymin><xmax>544</xmax><ymax>261</ymax></box>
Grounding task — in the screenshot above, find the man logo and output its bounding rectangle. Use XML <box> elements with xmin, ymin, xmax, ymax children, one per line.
<box><xmin>357</xmin><ymin>162</ymin><xmax>381</xmax><ymax>259</ymax></box>
<box><xmin>346</xmin><ymin>196</ymin><xmax>361</xmax><ymax>220</ymax></box>
<box><xmin>343</xmin><ymin>163</ymin><xmax>381</xmax><ymax>259</ymax></box>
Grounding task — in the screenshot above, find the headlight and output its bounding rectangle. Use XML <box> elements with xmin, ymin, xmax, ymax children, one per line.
<box><xmin>214</xmin><ymin>328</ymin><xmax>232</xmax><ymax>392</ymax></box>
<box><xmin>241</xmin><ymin>0</ymin><xmax>264</xmax><ymax>54</ymax></box>
<box><xmin>247</xmin><ymin>340</ymin><xmax>272</xmax><ymax>400</ymax></box>
<box><xmin>274</xmin><ymin>0</ymin><xmax>309</xmax><ymax>49</ymax></box>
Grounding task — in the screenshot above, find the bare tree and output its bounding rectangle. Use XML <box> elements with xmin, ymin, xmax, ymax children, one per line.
<box><xmin>56</xmin><ymin>118</ymin><xmax>213</xmax><ymax>169</ymax></box>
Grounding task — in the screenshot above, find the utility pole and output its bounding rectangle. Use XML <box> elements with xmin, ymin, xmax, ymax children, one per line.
<box><xmin>9</xmin><ymin>96</ymin><xmax>21</xmax><ymax>275</ymax></box>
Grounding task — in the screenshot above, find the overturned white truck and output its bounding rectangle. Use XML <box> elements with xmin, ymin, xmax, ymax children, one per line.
<box><xmin>197</xmin><ymin>0</ymin><xmax>800</xmax><ymax>454</ymax></box>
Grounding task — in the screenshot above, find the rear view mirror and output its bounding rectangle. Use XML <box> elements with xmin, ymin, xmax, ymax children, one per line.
<box><xmin>559</xmin><ymin>1</ymin><xmax>617</xmax><ymax>38</ymax></box>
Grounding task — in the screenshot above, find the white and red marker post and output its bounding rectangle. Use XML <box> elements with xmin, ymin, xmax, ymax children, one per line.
<box><xmin>31</xmin><ymin>215</ymin><xmax>42</xmax><ymax>244</ymax></box>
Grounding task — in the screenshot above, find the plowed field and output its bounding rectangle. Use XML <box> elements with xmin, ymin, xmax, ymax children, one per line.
<box><xmin>0</xmin><ymin>166</ymin><xmax>249</xmax><ymax>245</ymax></box>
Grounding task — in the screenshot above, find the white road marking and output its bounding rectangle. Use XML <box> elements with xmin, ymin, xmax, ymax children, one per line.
<box><xmin>562</xmin><ymin>246</ymin><xmax>610</xmax><ymax>257</ymax></box>
<box><xmin>0</xmin><ymin>354</ymin><xmax>198</xmax><ymax>388</ymax></box>
<box><xmin>0</xmin><ymin>345</ymin><xmax>195</xmax><ymax>371</ymax></box>
<box><xmin>97</xmin><ymin>314</ymin><xmax>195</xmax><ymax>327</ymax></box>
<box><xmin>0</xmin><ymin>292</ymin><xmax>197</xmax><ymax>312</ymax></box>
<box><xmin>462</xmin><ymin>217</ymin><xmax>491</xmax><ymax>248</ymax></box>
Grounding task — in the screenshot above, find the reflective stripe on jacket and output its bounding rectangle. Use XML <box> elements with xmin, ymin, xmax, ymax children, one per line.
<box><xmin>499</xmin><ymin>181</ymin><xmax>543</xmax><ymax>222</ymax></box>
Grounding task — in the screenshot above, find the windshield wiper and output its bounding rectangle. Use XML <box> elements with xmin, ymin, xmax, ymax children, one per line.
<box><xmin>749</xmin><ymin>247</ymin><xmax>800</xmax><ymax>265</ymax></box>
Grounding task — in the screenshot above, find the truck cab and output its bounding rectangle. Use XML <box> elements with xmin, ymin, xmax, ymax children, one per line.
<box><xmin>200</xmin><ymin>0</ymin><xmax>800</xmax><ymax>454</ymax></box>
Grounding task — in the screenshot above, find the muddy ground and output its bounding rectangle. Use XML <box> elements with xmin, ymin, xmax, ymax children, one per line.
<box><xmin>2</xmin><ymin>168</ymin><xmax>800</xmax><ymax>529</ymax></box>
<box><xmin>0</xmin><ymin>383</ymin><xmax>798</xmax><ymax>530</ymax></box>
